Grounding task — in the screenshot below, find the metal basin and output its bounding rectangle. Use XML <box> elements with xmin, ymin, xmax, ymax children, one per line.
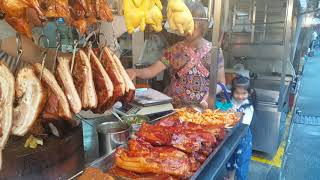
<box><xmin>96</xmin><ymin>122</ymin><xmax>131</xmax><ymax>156</ymax></box>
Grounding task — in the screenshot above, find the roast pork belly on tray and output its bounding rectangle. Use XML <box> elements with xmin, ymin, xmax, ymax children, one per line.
<box><xmin>0</xmin><ymin>62</ymin><xmax>15</xmax><ymax>169</ymax></box>
<box><xmin>33</xmin><ymin>63</ymin><xmax>72</xmax><ymax>121</ymax></box>
<box><xmin>88</xmin><ymin>49</ymin><xmax>114</xmax><ymax>114</ymax></box>
<box><xmin>115</xmin><ymin>139</ymin><xmax>193</xmax><ymax>178</ymax></box>
<box><xmin>56</xmin><ymin>57</ymin><xmax>82</xmax><ymax>114</ymax></box>
<box><xmin>72</xmin><ymin>50</ymin><xmax>98</xmax><ymax>110</ymax></box>
<box><xmin>12</xmin><ymin>66</ymin><xmax>46</xmax><ymax>136</ymax></box>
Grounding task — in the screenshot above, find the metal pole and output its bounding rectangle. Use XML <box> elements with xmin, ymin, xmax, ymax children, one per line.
<box><xmin>208</xmin><ymin>0</ymin><xmax>222</xmax><ymax>109</ymax></box>
<box><xmin>250</xmin><ymin>0</ymin><xmax>256</xmax><ymax>43</ymax></box>
<box><xmin>208</xmin><ymin>0</ymin><xmax>213</xmax><ymax>23</ymax></box>
<box><xmin>299</xmin><ymin>8</ymin><xmax>320</xmax><ymax>15</ymax></box>
<box><xmin>279</xmin><ymin>0</ymin><xmax>294</xmax><ymax>111</ymax></box>
<box><xmin>263</xmin><ymin>3</ymin><xmax>268</xmax><ymax>41</ymax></box>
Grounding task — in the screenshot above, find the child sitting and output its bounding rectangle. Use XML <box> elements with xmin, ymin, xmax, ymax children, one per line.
<box><xmin>225</xmin><ymin>75</ymin><xmax>254</xmax><ymax>180</ymax></box>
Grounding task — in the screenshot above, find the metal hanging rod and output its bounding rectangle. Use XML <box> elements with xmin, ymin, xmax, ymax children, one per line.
<box><xmin>299</xmin><ymin>8</ymin><xmax>320</xmax><ymax>15</ymax></box>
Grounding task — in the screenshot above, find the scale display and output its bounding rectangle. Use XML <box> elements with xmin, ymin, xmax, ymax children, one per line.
<box><xmin>113</xmin><ymin>88</ymin><xmax>174</xmax><ymax>116</ymax></box>
<box><xmin>134</xmin><ymin>88</ymin><xmax>172</xmax><ymax>107</ymax></box>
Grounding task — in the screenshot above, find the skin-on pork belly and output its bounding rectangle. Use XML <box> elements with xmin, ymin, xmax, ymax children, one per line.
<box><xmin>12</xmin><ymin>66</ymin><xmax>46</xmax><ymax>136</ymax></box>
<box><xmin>0</xmin><ymin>62</ymin><xmax>15</xmax><ymax>169</ymax></box>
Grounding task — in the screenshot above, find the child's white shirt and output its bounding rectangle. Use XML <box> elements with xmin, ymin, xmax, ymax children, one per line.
<box><xmin>231</xmin><ymin>99</ymin><xmax>254</xmax><ymax>125</ymax></box>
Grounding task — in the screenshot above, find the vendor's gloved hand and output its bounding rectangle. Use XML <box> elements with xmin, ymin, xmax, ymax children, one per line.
<box><xmin>200</xmin><ymin>100</ymin><xmax>208</xmax><ymax>109</ymax></box>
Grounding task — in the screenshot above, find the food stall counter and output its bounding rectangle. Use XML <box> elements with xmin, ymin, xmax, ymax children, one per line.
<box><xmin>195</xmin><ymin>124</ymin><xmax>249</xmax><ymax>180</ymax></box>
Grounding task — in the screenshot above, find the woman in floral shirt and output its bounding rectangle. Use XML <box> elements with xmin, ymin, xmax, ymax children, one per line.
<box><xmin>126</xmin><ymin>1</ymin><xmax>225</xmax><ymax>108</ymax></box>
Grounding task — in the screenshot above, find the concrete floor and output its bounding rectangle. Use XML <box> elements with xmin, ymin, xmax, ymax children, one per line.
<box><xmin>248</xmin><ymin>51</ymin><xmax>320</xmax><ymax>180</ymax></box>
<box><xmin>281</xmin><ymin>51</ymin><xmax>320</xmax><ymax>180</ymax></box>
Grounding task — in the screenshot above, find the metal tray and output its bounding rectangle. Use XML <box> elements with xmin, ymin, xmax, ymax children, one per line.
<box><xmin>69</xmin><ymin>124</ymin><xmax>240</xmax><ymax>180</ymax></box>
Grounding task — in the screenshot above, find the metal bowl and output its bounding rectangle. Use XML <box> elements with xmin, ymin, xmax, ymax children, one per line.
<box><xmin>96</xmin><ymin>121</ymin><xmax>131</xmax><ymax>156</ymax></box>
<box><xmin>121</xmin><ymin>115</ymin><xmax>150</xmax><ymax>132</ymax></box>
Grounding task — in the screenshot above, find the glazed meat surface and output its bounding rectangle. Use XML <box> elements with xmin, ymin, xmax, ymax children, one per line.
<box><xmin>115</xmin><ymin>139</ymin><xmax>192</xmax><ymax>178</ymax></box>
<box><xmin>0</xmin><ymin>0</ymin><xmax>44</xmax><ymax>38</ymax></box>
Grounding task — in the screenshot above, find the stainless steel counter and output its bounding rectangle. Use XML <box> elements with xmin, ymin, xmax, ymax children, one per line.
<box><xmin>76</xmin><ymin>114</ymin><xmax>118</xmax><ymax>164</ymax></box>
<box><xmin>71</xmin><ymin>123</ymin><xmax>249</xmax><ymax>180</ymax></box>
<box><xmin>250</xmin><ymin>75</ymin><xmax>291</xmax><ymax>155</ymax></box>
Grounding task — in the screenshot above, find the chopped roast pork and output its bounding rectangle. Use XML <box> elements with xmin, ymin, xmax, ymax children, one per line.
<box><xmin>72</xmin><ymin>50</ymin><xmax>98</xmax><ymax>110</ymax></box>
<box><xmin>88</xmin><ymin>49</ymin><xmax>114</xmax><ymax>113</ymax></box>
<box><xmin>56</xmin><ymin>57</ymin><xmax>82</xmax><ymax>114</ymax></box>
<box><xmin>12</xmin><ymin>66</ymin><xmax>46</xmax><ymax>136</ymax></box>
<box><xmin>0</xmin><ymin>62</ymin><xmax>15</xmax><ymax>169</ymax></box>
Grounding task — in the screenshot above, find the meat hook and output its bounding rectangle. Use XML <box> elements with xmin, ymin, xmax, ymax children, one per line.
<box><xmin>87</xmin><ymin>41</ymin><xmax>93</xmax><ymax>61</ymax></box>
<box><xmin>14</xmin><ymin>33</ymin><xmax>23</xmax><ymax>74</ymax></box>
<box><xmin>37</xmin><ymin>34</ymin><xmax>50</xmax><ymax>80</ymax></box>
<box><xmin>52</xmin><ymin>30</ymin><xmax>61</xmax><ymax>73</ymax></box>
<box><xmin>70</xmin><ymin>39</ymin><xmax>79</xmax><ymax>73</ymax></box>
<box><xmin>97</xmin><ymin>32</ymin><xmax>107</xmax><ymax>61</ymax></box>
<box><xmin>83</xmin><ymin>31</ymin><xmax>97</xmax><ymax>47</ymax></box>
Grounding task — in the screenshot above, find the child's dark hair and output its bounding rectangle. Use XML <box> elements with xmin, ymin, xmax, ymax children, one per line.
<box><xmin>231</xmin><ymin>75</ymin><xmax>250</xmax><ymax>93</ymax></box>
<box><xmin>232</xmin><ymin>75</ymin><xmax>256</xmax><ymax>107</ymax></box>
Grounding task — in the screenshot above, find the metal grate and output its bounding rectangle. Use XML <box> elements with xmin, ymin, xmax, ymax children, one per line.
<box><xmin>293</xmin><ymin>114</ymin><xmax>320</xmax><ymax>126</ymax></box>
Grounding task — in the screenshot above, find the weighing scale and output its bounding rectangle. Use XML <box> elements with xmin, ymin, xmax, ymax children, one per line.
<box><xmin>113</xmin><ymin>88</ymin><xmax>174</xmax><ymax>117</ymax></box>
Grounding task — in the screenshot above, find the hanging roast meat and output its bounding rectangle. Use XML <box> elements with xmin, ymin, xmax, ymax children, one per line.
<box><xmin>56</xmin><ymin>57</ymin><xmax>82</xmax><ymax>114</ymax></box>
<box><xmin>100</xmin><ymin>47</ymin><xmax>125</xmax><ymax>107</ymax></box>
<box><xmin>72</xmin><ymin>50</ymin><xmax>98</xmax><ymax>110</ymax></box>
<box><xmin>88</xmin><ymin>49</ymin><xmax>114</xmax><ymax>113</ymax></box>
<box><xmin>33</xmin><ymin>63</ymin><xmax>72</xmax><ymax>121</ymax></box>
<box><xmin>110</xmin><ymin>49</ymin><xmax>135</xmax><ymax>103</ymax></box>
<box><xmin>0</xmin><ymin>0</ymin><xmax>45</xmax><ymax>38</ymax></box>
<box><xmin>39</xmin><ymin>0</ymin><xmax>72</xmax><ymax>22</ymax></box>
<box><xmin>12</xmin><ymin>66</ymin><xmax>46</xmax><ymax>136</ymax></box>
<box><xmin>0</xmin><ymin>62</ymin><xmax>15</xmax><ymax>169</ymax></box>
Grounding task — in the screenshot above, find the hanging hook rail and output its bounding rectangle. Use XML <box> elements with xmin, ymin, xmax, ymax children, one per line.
<box><xmin>14</xmin><ymin>33</ymin><xmax>23</xmax><ymax>74</ymax></box>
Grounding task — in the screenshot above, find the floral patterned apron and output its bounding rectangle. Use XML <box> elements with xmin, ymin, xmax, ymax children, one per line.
<box><xmin>165</xmin><ymin>42</ymin><xmax>212</xmax><ymax>107</ymax></box>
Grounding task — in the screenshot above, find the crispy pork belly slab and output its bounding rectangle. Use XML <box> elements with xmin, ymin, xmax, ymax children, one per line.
<box><xmin>72</xmin><ymin>50</ymin><xmax>98</xmax><ymax>110</ymax></box>
<box><xmin>110</xmin><ymin>49</ymin><xmax>135</xmax><ymax>103</ymax></box>
<box><xmin>33</xmin><ymin>63</ymin><xmax>72</xmax><ymax>121</ymax></box>
<box><xmin>56</xmin><ymin>57</ymin><xmax>82</xmax><ymax>114</ymax></box>
<box><xmin>0</xmin><ymin>62</ymin><xmax>14</xmax><ymax>169</ymax></box>
<box><xmin>88</xmin><ymin>49</ymin><xmax>114</xmax><ymax>113</ymax></box>
<box><xmin>99</xmin><ymin>47</ymin><xmax>125</xmax><ymax>109</ymax></box>
<box><xmin>12</xmin><ymin>66</ymin><xmax>46</xmax><ymax>136</ymax></box>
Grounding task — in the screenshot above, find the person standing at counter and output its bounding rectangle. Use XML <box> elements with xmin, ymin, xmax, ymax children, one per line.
<box><xmin>126</xmin><ymin>1</ymin><xmax>226</xmax><ymax>108</ymax></box>
<box><xmin>225</xmin><ymin>75</ymin><xmax>254</xmax><ymax>180</ymax></box>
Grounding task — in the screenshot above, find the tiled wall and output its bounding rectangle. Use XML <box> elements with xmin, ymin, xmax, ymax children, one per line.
<box><xmin>0</xmin><ymin>21</ymin><xmax>15</xmax><ymax>39</ymax></box>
